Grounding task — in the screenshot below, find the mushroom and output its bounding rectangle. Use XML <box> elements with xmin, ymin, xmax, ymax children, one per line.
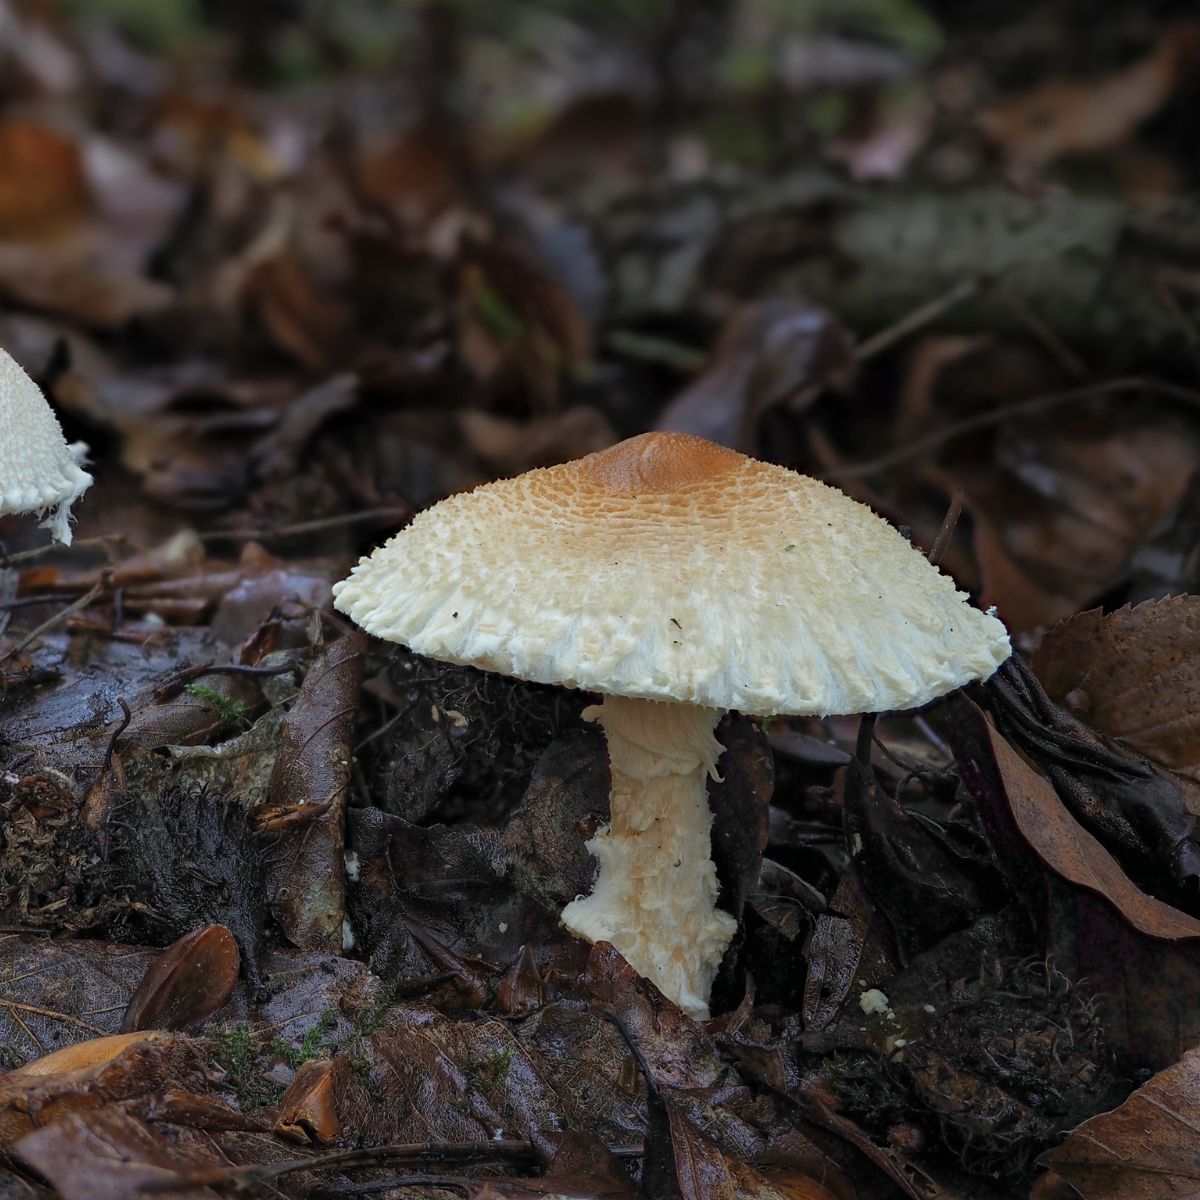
<box><xmin>0</xmin><ymin>347</ymin><xmax>91</xmax><ymax>545</ymax></box>
<box><xmin>333</xmin><ymin>432</ymin><xmax>1010</xmax><ymax>1016</ymax></box>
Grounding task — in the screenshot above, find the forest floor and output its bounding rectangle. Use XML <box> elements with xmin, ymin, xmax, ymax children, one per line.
<box><xmin>3</xmin><ymin>3</ymin><xmax>1200</xmax><ymax>1198</ymax></box>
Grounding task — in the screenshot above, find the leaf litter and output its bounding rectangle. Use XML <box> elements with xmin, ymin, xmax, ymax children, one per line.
<box><xmin>2</xmin><ymin>4</ymin><xmax>1200</xmax><ymax>1199</ymax></box>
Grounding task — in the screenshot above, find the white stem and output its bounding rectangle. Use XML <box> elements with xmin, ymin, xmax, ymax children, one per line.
<box><xmin>560</xmin><ymin>695</ymin><xmax>737</xmax><ymax>1017</ymax></box>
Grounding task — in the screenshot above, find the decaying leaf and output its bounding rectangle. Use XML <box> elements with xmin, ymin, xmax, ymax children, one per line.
<box><xmin>1033</xmin><ymin>597</ymin><xmax>1200</xmax><ymax>807</ymax></box>
<box><xmin>953</xmin><ymin>697</ymin><xmax>1200</xmax><ymax>940</ymax></box>
<box><xmin>1038</xmin><ymin>1046</ymin><xmax>1200</xmax><ymax>1198</ymax></box>
<box><xmin>980</xmin><ymin>23</ymin><xmax>1200</xmax><ymax>167</ymax></box>
<box><xmin>14</xmin><ymin>1107</ymin><xmax>219</xmax><ymax>1200</ymax></box>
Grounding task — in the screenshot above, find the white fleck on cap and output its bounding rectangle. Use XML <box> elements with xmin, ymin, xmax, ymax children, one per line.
<box><xmin>334</xmin><ymin>432</ymin><xmax>1011</xmax><ymax>717</ymax></box>
<box><xmin>0</xmin><ymin>347</ymin><xmax>92</xmax><ymax>544</ymax></box>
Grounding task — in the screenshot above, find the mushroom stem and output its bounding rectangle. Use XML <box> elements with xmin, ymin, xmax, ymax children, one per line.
<box><xmin>561</xmin><ymin>694</ymin><xmax>737</xmax><ymax>1017</ymax></box>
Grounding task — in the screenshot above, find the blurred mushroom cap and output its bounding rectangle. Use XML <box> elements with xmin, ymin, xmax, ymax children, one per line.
<box><xmin>334</xmin><ymin>432</ymin><xmax>1010</xmax><ymax>716</ymax></box>
<box><xmin>0</xmin><ymin>347</ymin><xmax>91</xmax><ymax>544</ymax></box>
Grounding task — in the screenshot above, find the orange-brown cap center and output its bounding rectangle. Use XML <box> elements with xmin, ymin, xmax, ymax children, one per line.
<box><xmin>573</xmin><ymin>432</ymin><xmax>746</xmax><ymax>496</ymax></box>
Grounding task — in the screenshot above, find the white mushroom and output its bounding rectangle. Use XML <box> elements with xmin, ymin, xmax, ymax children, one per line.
<box><xmin>333</xmin><ymin>431</ymin><xmax>1011</xmax><ymax>1017</ymax></box>
<box><xmin>0</xmin><ymin>347</ymin><xmax>91</xmax><ymax>544</ymax></box>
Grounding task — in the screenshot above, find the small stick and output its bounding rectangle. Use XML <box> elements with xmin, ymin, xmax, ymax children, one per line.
<box><xmin>926</xmin><ymin>492</ymin><xmax>964</xmax><ymax>567</ymax></box>
<box><xmin>856</xmin><ymin>278</ymin><xmax>978</xmax><ymax>362</ymax></box>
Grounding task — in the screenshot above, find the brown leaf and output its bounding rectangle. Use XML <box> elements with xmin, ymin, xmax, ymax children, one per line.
<box><xmin>1033</xmin><ymin>598</ymin><xmax>1200</xmax><ymax>800</ymax></box>
<box><xmin>980</xmin><ymin>22</ymin><xmax>1200</xmax><ymax>166</ymax></box>
<box><xmin>0</xmin><ymin>1031</ymin><xmax>203</xmax><ymax>1148</ymax></box>
<box><xmin>14</xmin><ymin>1107</ymin><xmax>218</xmax><ymax>1200</ymax></box>
<box><xmin>656</xmin><ymin>299</ymin><xmax>856</xmax><ymax>453</ymax></box>
<box><xmin>954</xmin><ymin>700</ymin><xmax>1200</xmax><ymax>940</ymax></box>
<box><xmin>1038</xmin><ymin>1046</ymin><xmax>1200</xmax><ymax>1198</ymax></box>
<box><xmin>966</xmin><ymin>422</ymin><xmax>1197</xmax><ymax>633</ymax></box>
<box><xmin>120</xmin><ymin>925</ymin><xmax>239</xmax><ymax>1033</ymax></box>
<box><xmin>275</xmin><ymin>1058</ymin><xmax>345</xmax><ymax>1145</ymax></box>
<box><xmin>265</xmin><ymin>632</ymin><xmax>367</xmax><ymax>952</ymax></box>
<box><xmin>0</xmin><ymin>119</ymin><xmax>89</xmax><ymax>238</ymax></box>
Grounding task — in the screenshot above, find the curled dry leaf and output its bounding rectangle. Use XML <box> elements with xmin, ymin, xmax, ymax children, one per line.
<box><xmin>0</xmin><ymin>118</ymin><xmax>90</xmax><ymax>238</ymax></box>
<box><xmin>275</xmin><ymin>1058</ymin><xmax>345</xmax><ymax>1145</ymax></box>
<box><xmin>120</xmin><ymin>924</ymin><xmax>240</xmax><ymax>1033</ymax></box>
<box><xmin>953</xmin><ymin>698</ymin><xmax>1200</xmax><ymax>941</ymax></box>
<box><xmin>1033</xmin><ymin>597</ymin><xmax>1200</xmax><ymax>806</ymax></box>
<box><xmin>1038</xmin><ymin>1046</ymin><xmax>1200</xmax><ymax>1199</ymax></box>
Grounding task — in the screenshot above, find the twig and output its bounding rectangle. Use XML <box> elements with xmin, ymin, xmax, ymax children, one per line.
<box><xmin>0</xmin><ymin>533</ymin><xmax>126</xmax><ymax>567</ymax></box>
<box><xmin>926</xmin><ymin>492</ymin><xmax>964</xmax><ymax>568</ymax></box>
<box><xmin>0</xmin><ymin>998</ymin><xmax>107</xmax><ymax>1035</ymax></box>
<box><xmin>196</xmin><ymin>507</ymin><xmax>409</xmax><ymax>544</ymax></box>
<box><xmin>828</xmin><ymin>376</ymin><xmax>1200</xmax><ymax>478</ymax></box>
<box><xmin>137</xmin><ymin>1141</ymin><xmax>536</xmax><ymax>1193</ymax></box>
<box><xmin>0</xmin><ymin>574</ymin><xmax>108</xmax><ymax>665</ymax></box>
<box><xmin>856</xmin><ymin>278</ymin><xmax>978</xmax><ymax>362</ymax></box>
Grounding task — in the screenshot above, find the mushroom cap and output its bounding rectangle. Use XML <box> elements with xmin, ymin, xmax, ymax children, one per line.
<box><xmin>334</xmin><ymin>432</ymin><xmax>1010</xmax><ymax>716</ymax></box>
<box><xmin>0</xmin><ymin>347</ymin><xmax>92</xmax><ymax>544</ymax></box>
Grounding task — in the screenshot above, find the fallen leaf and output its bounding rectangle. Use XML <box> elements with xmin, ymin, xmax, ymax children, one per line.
<box><xmin>120</xmin><ymin>925</ymin><xmax>240</xmax><ymax>1033</ymax></box>
<box><xmin>951</xmin><ymin>697</ymin><xmax>1200</xmax><ymax>940</ymax></box>
<box><xmin>656</xmin><ymin>299</ymin><xmax>855</xmax><ymax>452</ymax></box>
<box><xmin>980</xmin><ymin>22</ymin><xmax>1200</xmax><ymax>167</ymax></box>
<box><xmin>0</xmin><ymin>119</ymin><xmax>89</xmax><ymax>237</ymax></box>
<box><xmin>1038</xmin><ymin>1046</ymin><xmax>1200</xmax><ymax>1198</ymax></box>
<box><xmin>1032</xmin><ymin>598</ymin><xmax>1200</xmax><ymax>803</ymax></box>
<box><xmin>14</xmin><ymin>1107</ymin><xmax>219</xmax><ymax>1200</ymax></box>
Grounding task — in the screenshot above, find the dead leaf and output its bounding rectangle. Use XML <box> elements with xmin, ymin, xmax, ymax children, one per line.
<box><xmin>14</xmin><ymin>1107</ymin><xmax>219</xmax><ymax>1200</ymax></box>
<box><xmin>0</xmin><ymin>119</ymin><xmax>89</xmax><ymax>238</ymax></box>
<box><xmin>980</xmin><ymin>22</ymin><xmax>1200</xmax><ymax>166</ymax></box>
<box><xmin>1032</xmin><ymin>598</ymin><xmax>1200</xmax><ymax>803</ymax></box>
<box><xmin>656</xmin><ymin>299</ymin><xmax>856</xmax><ymax>452</ymax></box>
<box><xmin>966</xmin><ymin>421</ymin><xmax>1197</xmax><ymax>632</ymax></box>
<box><xmin>952</xmin><ymin>697</ymin><xmax>1200</xmax><ymax>940</ymax></box>
<box><xmin>1038</xmin><ymin>1046</ymin><xmax>1200</xmax><ymax>1198</ymax></box>
<box><xmin>120</xmin><ymin>925</ymin><xmax>240</xmax><ymax>1033</ymax></box>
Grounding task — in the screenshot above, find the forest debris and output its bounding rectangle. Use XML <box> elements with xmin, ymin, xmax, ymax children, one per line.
<box><xmin>980</xmin><ymin>23</ymin><xmax>1200</xmax><ymax>167</ymax></box>
<box><xmin>264</xmin><ymin>631</ymin><xmax>365</xmax><ymax>953</ymax></box>
<box><xmin>13</xmin><ymin>1107</ymin><xmax>219</xmax><ymax>1200</ymax></box>
<box><xmin>953</xmin><ymin>696</ymin><xmax>1200</xmax><ymax>939</ymax></box>
<box><xmin>964</xmin><ymin>420</ymin><xmax>1197</xmax><ymax>633</ymax></box>
<box><xmin>1038</xmin><ymin>1046</ymin><xmax>1200</xmax><ymax>1198</ymax></box>
<box><xmin>987</xmin><ymin>657</ymin><xmax>1200</xmax><ymax>904</ymax></box>
<box><xmin>1032</xmin><ymin>598</ymin><xmax>1200</xmax><ymax>807</ymax></box>
<box><xmin>0</xmin><ymin>1030</ymin><xmax>203</xmax><ymax>1148</ymax></box>
<box><xmin>121</xmin><ymin>924</ymin><xmax>240</xmax><ymax>1033</ymax></box>
<box><xmin>0</xmin><ymin>119</ymin><xmax>89</xmax><ymax>238</ymax></box>
<box><xmin>655</xmin><ymin>299</ymin><xmax>856</xmax><ymax>452</ymax></box>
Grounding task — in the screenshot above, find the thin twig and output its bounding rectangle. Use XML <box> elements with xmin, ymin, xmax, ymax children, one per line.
<box><xmin>0</xmin><ymin>533</ymin><xmax>127</xmax><ymax>567</ymax></box>
<box><xmin>0</xmin><ymin>574</ymin><xmax>108</xmax><ymax>665</ymax></box>
<box><xmin>137</xmin><ymin>1141</ymin><xmax>535</xmax><ymax>1193</ymax></box>
<box><xmin>856</xmin><ymin>278</ymin><xmax>978</xmax><ymax>362</ymax></box>
<box><xmin>196</xmin><ymin>507</ymin><xmax>409</xmax><ymax>543</ymax></box>
<box><xmin>0</xmin><ymin>998</ymin><xmax>107</xmax><ymax>1035</ymax></box>
<box><xmin>927</xmin><ymin>492</ymin><xmax>964</xmax><ymax>567</ymax></box>
<box><xmin>828</xmin><ymin>376</ymin><xmax>1200</xmax><ymax>479</ymax></box>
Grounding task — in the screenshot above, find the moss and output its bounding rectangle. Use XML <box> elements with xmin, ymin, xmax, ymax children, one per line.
<box><xmin>210</xmin><ymin>1025</ymin><xmax>284</xmax><ymax>1111</ymax></box>
<box><xmin>183</xmin><ymin>683</ymin><xmax>249</xmax><ymax>728</ymax></box>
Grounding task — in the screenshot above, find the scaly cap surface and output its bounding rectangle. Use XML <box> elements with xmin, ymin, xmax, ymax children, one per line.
<box><xmin>334</xmin><ymin>432</ymin><xmax>1010</xmax><ymax>716</ymax></box>
<box><xmin>0</xmin><ymin>348</ymin><xmax>91</xmax><ymax>544</ymax></box>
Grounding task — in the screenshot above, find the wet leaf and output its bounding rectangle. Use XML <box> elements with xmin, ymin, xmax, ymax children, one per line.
<box><xmin>1033</xmin><ymin>598</ymin><xmax>1200</xmax><ymax>804</ymax></box>
<box><xmin>952</xmin><ymin>697</ymin><xmax>1200</xmax><ymax>940</ymax></box>
<box><xmin>1039</xmin><ymin>1046</ymin><xmax>1200</xmax><ymax>1198</ymax></box>
<box><xmin>120</xmin><ymin>924</ymin><xmax>239</xmax><ymax>1033</ymax></box>
<box><xmin>14</xmin><ymin>1107</ymin><xmax>218</xmax><ymax>1200</ymax></box>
